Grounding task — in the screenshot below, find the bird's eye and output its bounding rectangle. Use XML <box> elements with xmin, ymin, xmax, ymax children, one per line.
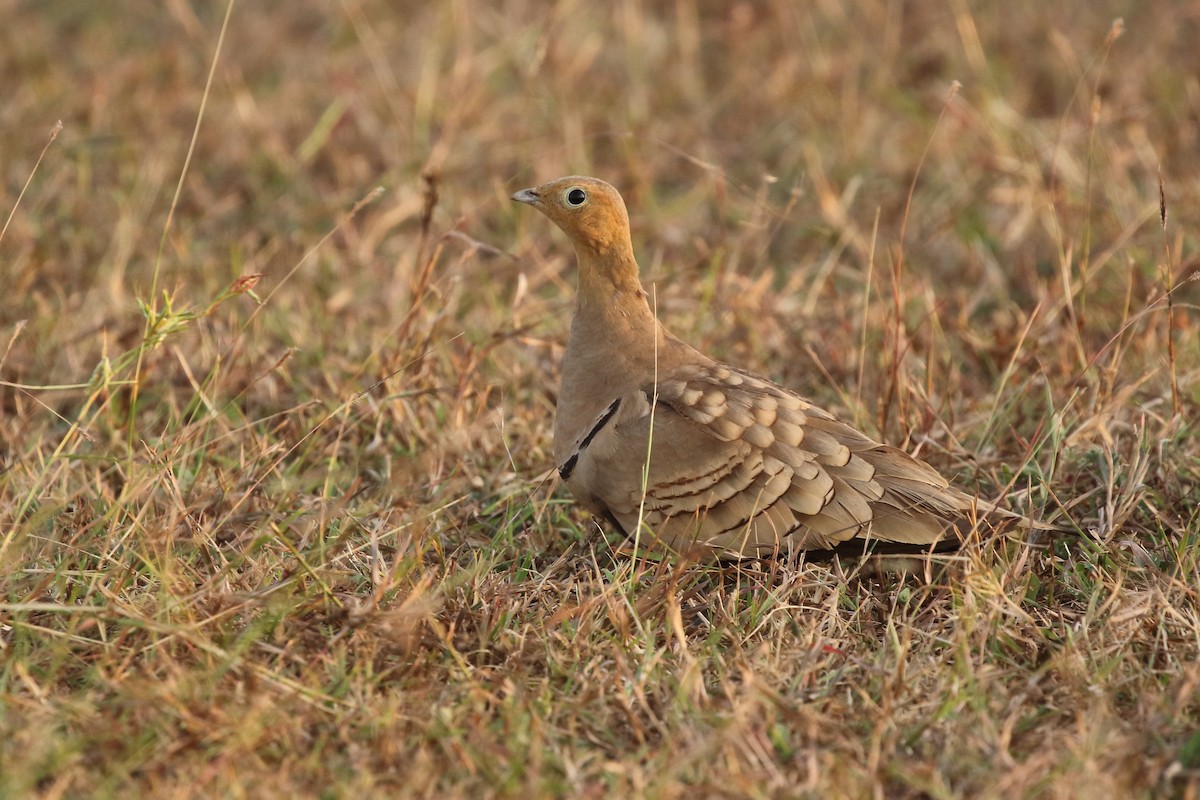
<box><xmin>566</xmin><ymin>188</ymin><xmax>588</xmax><ymax>206</ymax></box>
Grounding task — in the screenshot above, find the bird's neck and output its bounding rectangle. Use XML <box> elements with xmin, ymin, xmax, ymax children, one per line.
<box><xmin>570</xmin><ymin>247</ymin><xmax>657</xmax><ymax>347</ymax></box>
<box><xmin>555</xmin><ymin>247</ymin><xmax>663</xmax><ymax>456</ymax></box>
<box><xmin>554</xmin><ymin>245</ymin><xmax>695</xmax><ymax>463</ymax></box>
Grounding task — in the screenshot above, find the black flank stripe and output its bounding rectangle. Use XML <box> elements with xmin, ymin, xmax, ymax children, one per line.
<box><xmin>558</xmin><ymin>398</ymin><xmax>623</xmax><ymax>481</ymax></box>
<box><xmin>558</xmin><ymin>454</ymin><xmax>578</xmax><ymax>481</ymax></box>
<box><xmin>580</xmin><ymin>398</ymin><xmax>622</xmax><ymax>450</ymax></box>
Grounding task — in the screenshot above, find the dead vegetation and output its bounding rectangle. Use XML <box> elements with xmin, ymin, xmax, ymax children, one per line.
<box><xmin>1</xmin><ymin>1</ymin><xmax>1197</xmax><ymax>797</ymax></box>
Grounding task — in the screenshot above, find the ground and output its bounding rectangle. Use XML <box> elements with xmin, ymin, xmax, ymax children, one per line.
<box><xmin>1</xmin><ymin>1</ymin><xmax>1198</xmax><ymax>798</ymax></box>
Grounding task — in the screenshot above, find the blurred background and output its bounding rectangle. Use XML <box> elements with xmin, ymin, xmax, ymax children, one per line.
<box><xmin>4</xmin><ymin>1</ymin><xmax>1195</xmax><ymax>378</ymax></box>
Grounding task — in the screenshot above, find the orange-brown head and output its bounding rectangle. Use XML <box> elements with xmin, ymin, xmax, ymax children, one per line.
<box><xmin>511</xmin><ymin>176</ymin><xmax>634</xmax><ymax>258</ymax></box>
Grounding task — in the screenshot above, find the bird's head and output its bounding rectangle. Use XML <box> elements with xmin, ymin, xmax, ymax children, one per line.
<box><xmin>511</xmin><ymin>176</ymin><xmax>633</xmax><ymax>256</ymax></box>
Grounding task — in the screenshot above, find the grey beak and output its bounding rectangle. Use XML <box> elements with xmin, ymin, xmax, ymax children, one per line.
<box><xmin>511</xmin><ymin>188</ymin><xmax>540</xmax><ymax>205</ymax></box>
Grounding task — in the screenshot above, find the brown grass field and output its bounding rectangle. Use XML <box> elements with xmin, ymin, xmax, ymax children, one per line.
<box><xmin>2</xmin><ymin>1</ymin><xmax>1198</xmax><ymax>797</ymax></box>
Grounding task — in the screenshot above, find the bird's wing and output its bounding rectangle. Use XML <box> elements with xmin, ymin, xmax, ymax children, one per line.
<box><xmin>561</xmin><ymin>363</ymin><xmax>976</xmax><ymax>556</ymax></box>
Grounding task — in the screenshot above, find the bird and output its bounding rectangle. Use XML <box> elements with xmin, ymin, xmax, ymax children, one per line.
<box><xmin>511</xmin><ymin>175</ymin><xmax>1030</xmax><ymax>560</ymax></box>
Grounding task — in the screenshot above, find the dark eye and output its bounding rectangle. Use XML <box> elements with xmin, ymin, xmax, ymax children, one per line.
<box><xmin>566</xmin><ymin>188</ymin><xmax>587</xmax><ymax>206</ymax></box>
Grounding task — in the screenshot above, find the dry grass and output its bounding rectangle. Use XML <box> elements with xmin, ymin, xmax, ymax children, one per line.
<box><xmin>2</xmin><ymin>1</ymin><xmax>1198</xmax><ymax>797</ymax></box>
